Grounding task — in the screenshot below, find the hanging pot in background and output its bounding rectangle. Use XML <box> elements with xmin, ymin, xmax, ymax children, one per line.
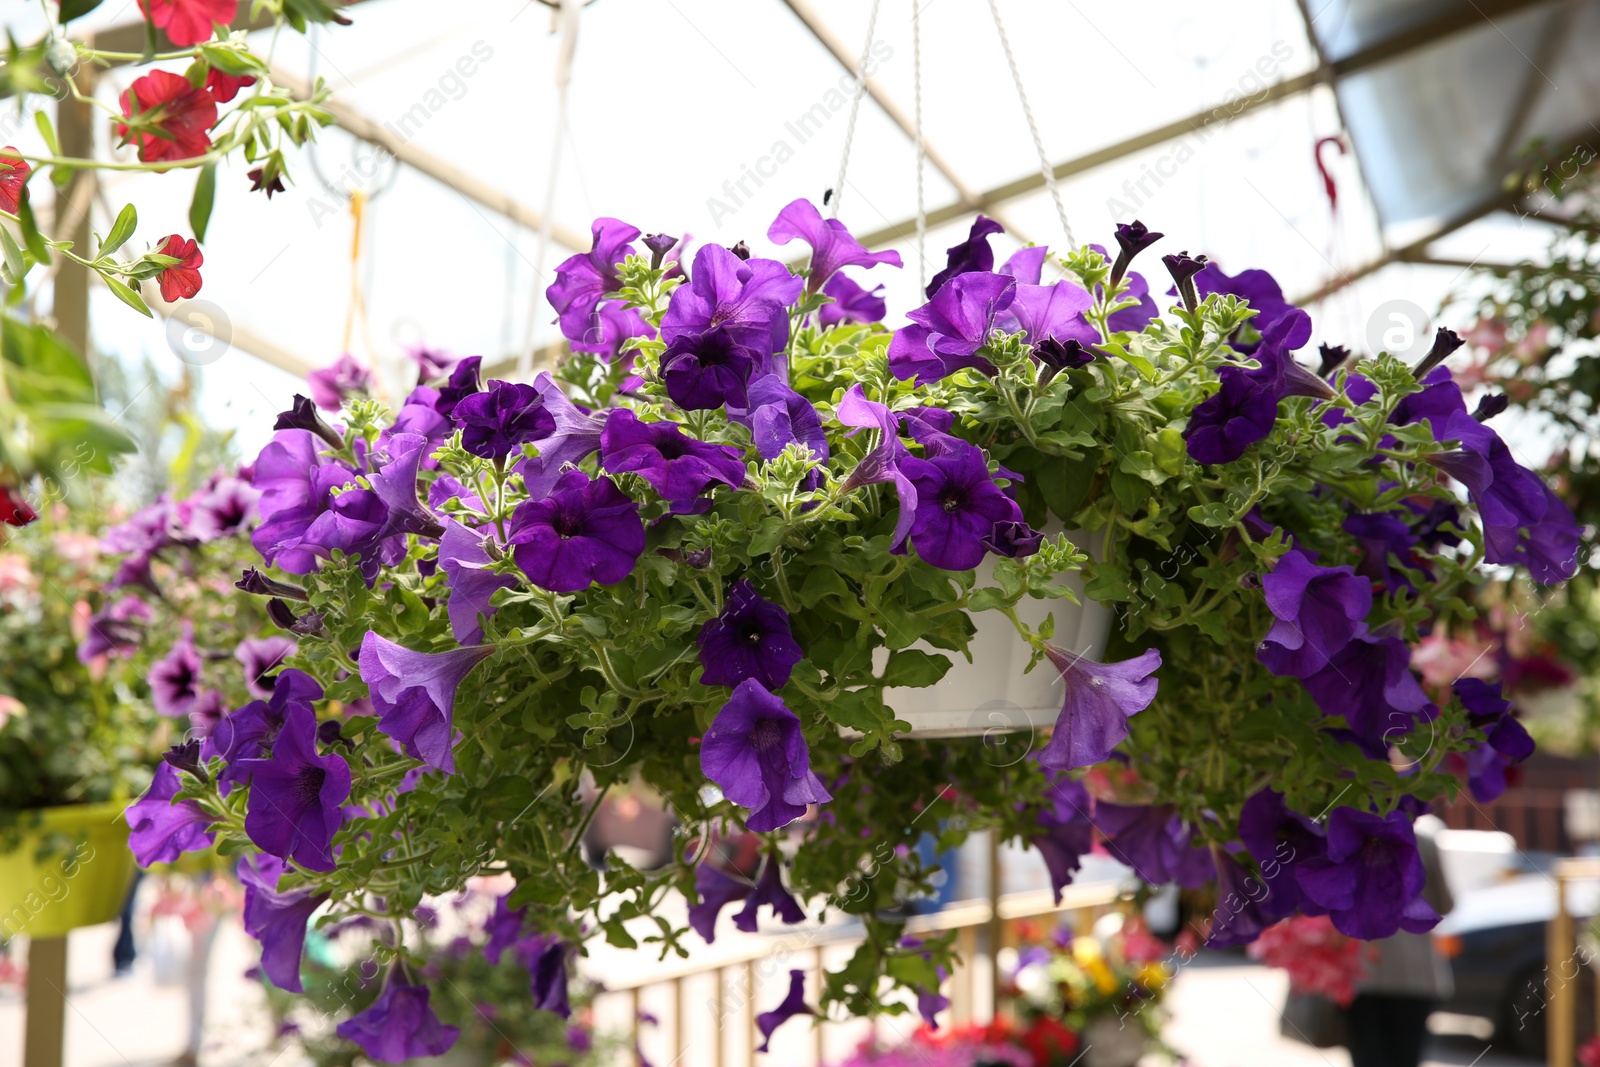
<box><xmin>0</xmin><ymin>800</ymin><xmax>136</xmax><ymax>939</ymax></box>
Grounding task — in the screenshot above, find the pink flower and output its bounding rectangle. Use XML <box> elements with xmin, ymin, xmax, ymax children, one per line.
<box><xmin>117</xmin><ymin>70</ymin><xmax>217</xmax><ymax>163</ymax></box>
<box><xmin>205</xmin><ymin>68</ymin><xmax>256</xmax><ymax>103</ymax></box>
<box><xmin>0</xmin><ymin>148</ymin><xmax>30</xmax><ymax>214</ymax></box>
<box><xmin>140</xmin><ymin>0</ymin><xmax>237</xmax><ymax>47</ymax></box>
<box><xmin>155</xmin><ymin>235</ymin><xmax>203</xmax><ymax>302</ymax></box>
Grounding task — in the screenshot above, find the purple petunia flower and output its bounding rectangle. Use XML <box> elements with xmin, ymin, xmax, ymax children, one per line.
<box><xmin>1454</xmin><ymin>679</ymin><xmax>1536</xmax><ymax>802</ymax></box>
<box><xmin>381</xmin><ymin>388</ymin><xmax>453</xmax><ymax>471</ymax></box>
<box><xmin>1036</xmin><ymin>648</ymin><xmax>1162</xmax><ymax>772</ymax></box>
<box><xmin>1091</xmin><ymin>802</ymin><xmax>1214</xmax><ymax>888</ymax></box>
<box><xmin>78</xmin><ymin>595</ymin><xmax>152</xmax><ymax>663</ymax></box>
<box><xmin>249</xmin><ymin>430</ymin><xmax>364</xmax><ymax>576</ymax></box>
<box><xmin>996</xmin><ymin>279</ymin><xmax>1098</xmax><ymax>351</ymax></box>
<box><xmin>755</xmin><ymin>970</ymin><xmax>813</xmax><ymax>1053</ymax></box>
<box><xmin>526</xmin><ymin>937</ymin><xmax>573</xmax><ymax>1018</ymax></box>
<box><xmin>125</xmin><ymin>761</ymin><xmax>217</xmax><ymax>866</ymax></box>
<box><xmin>700</xmin><ymin>679</ymin><xmax>831</xmax><ymax>832</ymax></box>
<box><xmin>336</xmin><ymin>964</ymin><xmax>460</xmax><ymax>1063</ymax></box>
<box><xmin>236</xmin><ymin>635</ymin><xmax>297</xmax><ymax>698</ymax></box>
<box><xmin>599</xmin><ymin>409</ymin><xmax>747</xmax><ymax>509</ymax></box>
<box><xmin>1033</xmin><ymin>772</ymin><xmax>1094</xmax><ymax>904</ymax></box>
<box><xmin>888</xmin><ymin>272</ymin><xmax>1017</xmax><ymax>385</ymax></box>
<box><xmin>818</xmin><ymin>273</ymin><xmax>887</xmax><ymax>327</ymax></box>
<box><xmin>306</xmin><ymin>354</ymin><xmax>373</xmax><ymax>412</ymax></box>
<box><xmin>406</xmin><ymin>345</ymin><xmax>458</xmax><ymax>381</ymax></box>
<box><xmin>900</xmin><ymin>441</ymin><xmax>1025</xmax><ymax>571</ymax></box>
<box><xmin>1207</xmin><ymin>849</ymin><xmax>1280</xmax><ymax>948</ymax></box>
<box><xmin>768</xmin><ymin>198</ymin><xmax>901</xmax><ymax>292</ymax></box>
<box><xmin>982</xmin><ymin>520</ymin><xmax>1044</xmax><ymax>559</ymax></box>
<box><xmin>1183</xmin><ymin>364</ymin><xmax>1279</xmax><ymax>465</ymax></box>
<box><xmin>507</xmin><ymin>470</ymin><xmax>646</xmax><ymax>593</ymax></box>
<box><xmin>237</xmin><ymin>704</ymin><xmax>352</xmax><ymax>872</ymax></box>
<box><xmin>484</xmin><ymin>893</ymin><xmax>530</xmax><ymax>965</ymax></box>
<box><xmin>150</xmin><ymin>625</ymin><xmax>204</xmax><ymax>717</ymax></box>
<box><xmin>836</xmin><ymin>386</ymin><xmax>919</xmax><ymax>551</ymax></box>
<box><xmin>187</xmin><ymin>474</ymin><xmax>259</xmax><ymax>541</ymax></box>
<box><xmin>998</xmin><ymin>244</ymin><xmax>1049</xmax><ymax>284</ymax></box>
<box><xmin>733</xmin><ymin>853</ymin><xmax>806</xmax><ymax>932</ymax></box>
<box><xmin>1237</xmin><ymin>788</ymin><xmax>1325</xmax><ymax>916</ymax></box>
<box><xmin>437</xmin><ymin>521</ymin><xmax>519</xmax><ymax>644</ymax></box>
<box><xmin>358</xmin><ymin>632</ymin><xmax>495</xmax><ymax>774</ymax></box>
<box><xmin>696</xmin><ymin>580</ymin><xmax>804</xmax><ymax>691</ymax></box>
<box><xmin>736</xmin><ymin>377</ymin><xmax>829</xmax><ymax>467</ymax></box>
<box><xmin>515</xmin><ymin>374</ymin><xmax>610</xmax><ymax>501</ymax></box>
<box><xmin>926</xmin><ymin>216</ymin><xmax>1004</xmax><ymax>297</ymax></box>
<box><xmin>548</xmin><ymin>218</ymin><xmax>641</xmax><ymax>347</ymax></box>
<box><xmin>434</xmin><ymin>356</ymin><xmax>483</xmax><ymax>420</ymax></box>
<box><xmin>1256</xmin><ymin>550</ymin><xmax>1373</xmax><ymax>678</ymax></box>
<box><xmin>572</xmin><ymin>300</ymin><xmax>653</xmax><ymax>362</ymax></box>
<box><xmin>660</xmin><ymin>243</ymin><xmax>804</xmax><ymax>392</ymax></box>
<box><xmin>453</xmin><ymin>380</ymin><xmax>556</xmax><ymax>463</ymax></box>
<box><xmin>1294</xmin><ymin>807</ymin><xmax>1440</xmax><ymax>940</ymax></box>
<box><xmin>687</xmin><ymin>864</ymin><xmax>753</xmax><ymax>944</ymax></box>
<box><xmin>205</xmin><ymin>669</ymin><xmax>324</xmax><ymax>789</ymax></box>
<box><xmin>659</xmin><ymin>329</ymin><xmax>759</xmax><ymax>412</ymax></box>
<box><xmin>1299</xmin><ymin>633</ymin><xmax>1433</xmax><ymax>750</ymax></box>
<box><xmin>366</xmin><ymin>433</ymin><xmax>447</xmax><ymax>543</ymax></box>
<box><xmin>1343</xmin><ymin>511</ymin><xmax>1422</xmax><ymax>591</ymax></box>
<box><xmin>239</xmin><ymin>854</ymin><xmax>328</xmax><ymax>993</ymax></box>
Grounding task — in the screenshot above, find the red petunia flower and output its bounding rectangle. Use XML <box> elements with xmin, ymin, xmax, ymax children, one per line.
<box><xmin>140</xmin><ymin>0</ymin><xmax>237</xmax><ymax>47</ymax></box>
<box><xmin>117</xmin><ymin>70</ymin><xmax>218</xmax><ymax>163</ymax></box>
<box><xmin>0</xmin><ymin>148</ymin><xmax>31</xmax><ymax>214</ymax></box>
<box><xmin>205</xmin><ymin>68</ymin><xmax>256</xmax><ymax>104</ymax></box>
<box><xmin>0</xmin><ymin>487</ymin><xmax>38</xmax><ymax>528</ymax></box>
<box><xmin>155</xmin><ymin>235</ymin><xmax>203</xmax><ymax>302</ymax></box>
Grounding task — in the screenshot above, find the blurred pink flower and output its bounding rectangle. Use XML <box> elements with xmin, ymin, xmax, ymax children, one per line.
<box><xmin>1412</xmin><ymin>631</ymin><xmax>1498</xmax><ymax>690</ymax></box>
<box><xmin>0</xmin><ymin>553</ymin><xmax>32</xmax><ymax>594</ymax></box>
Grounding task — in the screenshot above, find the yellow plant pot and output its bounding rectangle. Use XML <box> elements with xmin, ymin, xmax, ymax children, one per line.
<box><xmin>0</xmin><ymin>801</ymin><xmax>136</xmax><ymax>939</ymax></box>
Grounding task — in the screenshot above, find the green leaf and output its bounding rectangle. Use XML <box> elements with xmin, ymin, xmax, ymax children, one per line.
<box><xmin>34</xmin><ymin>111</ymin><xmax>60</xmax><ymax>158</ymax></box>
<box><xmin>16</xmin><ymin>198</ymin><xmax>50</xmax><ymax>265</ymax></box>
<box><xmin>1187</xmin><ymin>502</ymin><xmax>1234</xmax><ymax>527</ymax></box>
<box><xmin>100</xmin><ymin>203</ymin><xmax>137</xmax><ymax>258</ymax></box>
<box><xmin>102</xmin><ymin>276</ymin><xmax>152</xmax><ymax>317</ymax></box>
<box><xmin>880</xmin><ymin>649</ymin><xmax>951</xmax><ymax>689</ymax></box>
<box><xmin>189</xmin><ymin>164</ymin><xmax>216</xmax><ymax>243</ymax></box>
<box><xmin>0</xmin><ymin>227</ymin><xmax>25</xmax><ymax>283</ymax></box>
<box><xmin>1083</xmin><ymin>561</ymin><xmax>1135</xmax><ymax>603</ymax></box>
<box><xmin>748</xmin><ymin>516</ymin><xmax>787</xmax><ymax>557</ymax></box>
<box><xmin>57</xmin><ymin>0</ymin><xmax>104</xmax><ymax>22</ymax></box>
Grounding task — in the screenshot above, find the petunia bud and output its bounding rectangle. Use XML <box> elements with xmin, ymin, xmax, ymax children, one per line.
<box><xmin>266</xmin><ymin>598</ymin><xmax>299</xmax><ymax>632</ymax></box>
<box><xmin>1412</xmin><ymin>327</ymin><xmax>1464</xmax><ymax>379</ymax></box>
<box><xmin>1036</xmin><ymin>337</ymin><xmax>1098</xmax><ymax>371</ymax></box>
<box><xmin>642</xmin><ymin>233</ymin><xmax>676</xmax><ymax>270</ymax></box>
<box><xmin>267</xmin><ymin>599</ymin><xmax>326</xmax><ymax>636</ymax></box>
<box><xmin>1110</xmin><ymin>221</ymin><xmax>1163</xmax><ymax>286</ymax></box>
<box><xmin>162</xmin><ymin>740</ymin><xmax>207</xmax><ymax>782</ymax></box>
<box><xmin>1473</xmin><ymin>392</ymin><xmax>1510</xmax><ymax>422</ymax></box>
<box><xmin>273</xmin><ymin>395</ymin><xmax>343</xmax><ymax>449</ymax></box>
<box><xmin>237</xmin><ymin>567</ymin><xmax>310</xmax><ymax>601</ymax></box>
<box><xmin>316</xmin><ymin>720</ymin><xmax>346</xmax><ymax>748</ymax></box>
<box><xmin>982</xmin><ymin>520</ymin><xmax>1044</xmax><ymax>559</ymax></box>
<box><xmin>1317</xmin><ymin>343</ymin><xmax>1350</xmax><ymax>378</ymax></box>
<box><xmin>1162</xmin><ymin>252</ymin><xmax>1208</xmax><ymax>313</ymax></box>
<box><xmin>248</xmin><ymin>167</ymin><xmax>286</xmax><ymax>199</ymax></box>
<box><xmin>728</xmin><ymin>241</ymin><xmax>752</xmax><ymax>261</ymax></box>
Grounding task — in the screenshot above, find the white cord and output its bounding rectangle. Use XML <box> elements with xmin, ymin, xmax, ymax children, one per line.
<box><xmin>830</xmin><ymin>0</ymin><xmax>883</xmax><ymax>219</ymax></box>
<box><xmin>519</xmin><ymin>0</ymin><xmax>584</xmax><ymax>382</ymax></box>
<box><xmin>912</xmin><ymin>0</ymin><xmax>926</xmax><ymax>291</ymax></box>
<box><xmin>986</xmin><ymin>0</ymin><xmax>1075</xmax><ymax>248</ymax></box>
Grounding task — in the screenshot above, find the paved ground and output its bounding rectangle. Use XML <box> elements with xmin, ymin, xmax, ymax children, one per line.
<box><xmin>0</xmin><ymin>919</ymin><xmax>1544</xmax><ymax>1067</ymax></box>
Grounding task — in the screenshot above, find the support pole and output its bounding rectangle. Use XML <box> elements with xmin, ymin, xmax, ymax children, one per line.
<box><xmin>23</xmin><ymin>937</ymin><xmax>69</xmax><ymax>1067</ymax></box>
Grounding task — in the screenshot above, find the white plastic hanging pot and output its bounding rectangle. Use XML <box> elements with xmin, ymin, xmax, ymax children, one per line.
<box><xmin>880</xmin><ymin>528</ymin><xmax>1112</xmax><ymax>738</ymax></box>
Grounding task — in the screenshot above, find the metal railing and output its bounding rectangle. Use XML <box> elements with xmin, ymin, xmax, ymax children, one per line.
<box><xmin>585</xmin><ymin>879</ymin><xmax>1123</xmax><ymax>1067</ymax></box>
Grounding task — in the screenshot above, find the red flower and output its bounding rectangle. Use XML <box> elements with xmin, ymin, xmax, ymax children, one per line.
<box><xmin>1020</xmin><ymin>1016</ymin><xmax>1080</xmax><ymax>1067</ymax></box>
<box><xmin>0</xmin><ymin>148</ymin><xmax>31</xmax><ymax>214</ymax></box>
<box><xmin>117</xmin><ymin>70</ymin><xmax>217</xmax><ymax>163</ymax></box>
<box><xmin>205</xmin><ymin>68</ymin><xmax>256</xmax><ymax>104</ymax></box>
<box><xmin>0</xmin><ymin>487</ymin><xmax>37</xmax><ymax>528</ymax></box>
<box><xmin>155</xmin><ymin>235</ymin><xmax>203</xmax><ymax>302</ymax></box>
<box><xmin>139</xmin><ymin>0</ymin><xmax>237</xmax><ymax>47</ymax></box>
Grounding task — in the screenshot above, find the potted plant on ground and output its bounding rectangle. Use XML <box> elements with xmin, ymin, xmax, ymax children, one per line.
<box><xmin>122</xmin><ymin>197</ymin><xmax>1580</xmax><ymax>1056</ymax></box>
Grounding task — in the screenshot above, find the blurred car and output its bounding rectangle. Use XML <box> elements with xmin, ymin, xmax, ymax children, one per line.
<box><xmin>1433</xmin><ymin>863</ymin><xmax>1598</xmax><ymax>1056</ymax></box>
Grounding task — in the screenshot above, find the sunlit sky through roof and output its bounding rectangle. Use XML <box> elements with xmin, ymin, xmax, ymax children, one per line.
<box><xmin>0</xmin><ymin>0</ymin><xmax>1578</xmax><ymax>463</ymax></box>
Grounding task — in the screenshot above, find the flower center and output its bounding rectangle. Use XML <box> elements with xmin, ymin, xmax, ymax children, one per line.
<box><xmin>550</xmin><ymin>506</ymin><xmax>585</xmax><ymax>539</ymax></box>
<box><xmin>940</xmin><ymin>488</ymin><xmax>968</xmax><ymax>512</ymax></box>
<box><xmin>739</xmin><ymin>623</ymin><xmax>766</xmax><ymax>646</ymax></box>
<box><xmin>750</xmin><ymin>719</ymin><xmax>783</xmax><ymax>752</ymax></box>
<box><xmin>293</xmin><ymin>765</ymin><xmax>327</xmax><ymax>807</ymax></box>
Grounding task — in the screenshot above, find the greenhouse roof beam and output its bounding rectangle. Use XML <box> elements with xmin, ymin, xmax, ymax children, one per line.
<box><xmin>851</xmin><ymin>0</ymin><xmax>1565</xmax><ymax>251</ymax></box>
<box><xmin>776</xmin><ymin>0</ymin><xmax>1032</xmax><ymax>245</ymax></box>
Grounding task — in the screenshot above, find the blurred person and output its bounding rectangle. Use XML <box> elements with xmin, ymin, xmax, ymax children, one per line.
<box><xmin>1345</xmin><ymin>814</ymin><xmax>1454</xmax><ymax>1067</ymax></box>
